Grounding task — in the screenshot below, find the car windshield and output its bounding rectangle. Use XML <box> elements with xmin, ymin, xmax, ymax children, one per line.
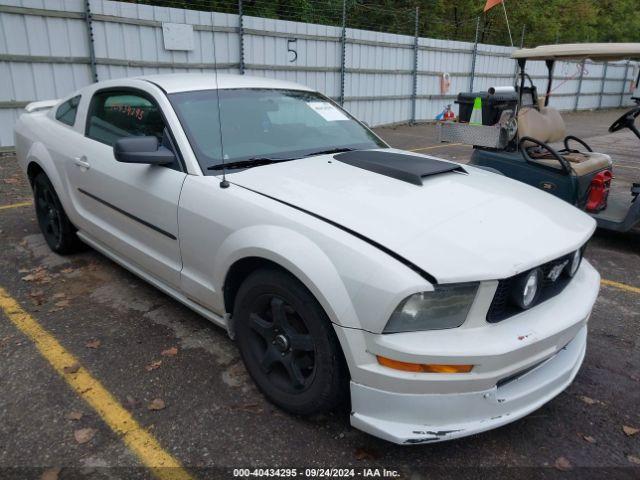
<box><xmin>169</xmin><ymin>88</ymin><xmax>386</xmax><ymax>172</ymax></box>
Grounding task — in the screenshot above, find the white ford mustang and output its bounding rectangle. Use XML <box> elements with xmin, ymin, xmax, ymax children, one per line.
<box><xmin>14</xmin><ymin>73</ymin><xmax>600</xmax><ymax>444</ymax></box>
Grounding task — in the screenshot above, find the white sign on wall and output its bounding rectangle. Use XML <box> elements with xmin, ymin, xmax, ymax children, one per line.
<box><xmin>162</xmin><ymin>23</ymin><xmax>194</xmax><ymax>51</ymax></box>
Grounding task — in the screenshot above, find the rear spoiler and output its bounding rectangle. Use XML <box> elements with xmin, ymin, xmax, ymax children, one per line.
<box><xmin>24</xmin><ymin>99</ymin><xmax>59</xmax><ymax>113</ymax></box>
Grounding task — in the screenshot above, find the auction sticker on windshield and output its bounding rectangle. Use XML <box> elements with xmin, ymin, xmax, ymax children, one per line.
<box><xmin>307</xmin><ymin>101</ymin><xmax>349</xmax><ymax>121</ymax></box>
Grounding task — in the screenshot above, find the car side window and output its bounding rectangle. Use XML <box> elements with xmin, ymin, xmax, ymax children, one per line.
<box><xmin>86</xmin><ymin>91</ymin><xmax>166</xmax><ymax>147</ymax></box>
<box><xmin>55</xmin><ymin>95</ymin><xmax>81</xmax><ymax>126</ymax></box>
<box><xmin>85</xmin><ymin>90</ymin><xmax>181</xmax><ymax>171</ymax></box>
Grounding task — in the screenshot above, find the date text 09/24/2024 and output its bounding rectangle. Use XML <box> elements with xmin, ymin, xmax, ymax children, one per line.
<box><xmin>232</xmin><ymin>468</ymin><xmax>401</xmax><ymax>477</ymax></box>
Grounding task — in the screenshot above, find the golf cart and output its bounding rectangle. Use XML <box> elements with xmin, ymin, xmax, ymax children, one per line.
<box><xmin>442</xmin><ymin>43</ymin><xmax>640</xmax><ymax>232</ymax></box>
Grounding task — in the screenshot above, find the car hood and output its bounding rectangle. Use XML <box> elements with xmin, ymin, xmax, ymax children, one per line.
<box><xmin>229</xmin><ymin>150</ymin><xmax>596</xmax><ymax>283</ymax></box>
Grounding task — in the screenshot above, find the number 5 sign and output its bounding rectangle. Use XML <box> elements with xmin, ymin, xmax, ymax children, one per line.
<box><xmin>287</xmin><ymin>38</ymin><xmax>298</xmax><ymax>63</ymax></box>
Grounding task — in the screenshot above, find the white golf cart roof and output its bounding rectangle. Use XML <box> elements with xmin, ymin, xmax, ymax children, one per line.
<box><xmin>512</xmin><ymin>43</ymin><xmax>640</xmax><ymax>61</ymax></box>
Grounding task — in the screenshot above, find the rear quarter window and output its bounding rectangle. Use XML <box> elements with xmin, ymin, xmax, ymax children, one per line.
<box><xmin>55</xmin><ymin>96</ymin><xmax>81</xmax><ymax>126</ymax></box>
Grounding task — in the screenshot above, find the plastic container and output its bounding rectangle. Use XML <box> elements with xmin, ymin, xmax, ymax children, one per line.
<box><xmin>456</xmin><ymin>91</ymin><xmax>518</xmax><ymax>125</ymax></box>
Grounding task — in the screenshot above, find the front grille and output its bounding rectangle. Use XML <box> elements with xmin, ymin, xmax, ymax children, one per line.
<box><xmin>487</xmin><ymin>250</ymin><xmax>581</xmax><ymax>323</ymax></box>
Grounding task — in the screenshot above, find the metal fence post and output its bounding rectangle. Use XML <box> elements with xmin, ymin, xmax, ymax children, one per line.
<box><xmin>410</xmin><ymin>6</ymin><xmax>419</xmax><ymax>124</ymax></box>
<box><xmin>469</xmin><ymin>16</ymin><xmax>480</xmax><ymax>92</ymax></box>
<box><xmin>597</xmin><ymin>61</ymin><xmax>608</xmax><ymax>109</ymax></box>
<box><xmin>84</xmin><ymin>0</ymin><xmax>98</xmax><ymax>82</ymax></box>
<box><xmin>620</xmin><ymin>60</ymin><xmax>630</xmax><ymax>107</ymax></box>
<box><xmin>574</xmin><ymin>60</ymin><xmax>585</xmax><ymax>111</ymax></box>
<box><xmin>238</xmin><ymin>0</ymin><xmax>245</xmax><ymax>74</ymax></box>
<box><xmin>339</xmin><ymin>0</ymin><xmax>347</xmax><ymax>106</ymax></box>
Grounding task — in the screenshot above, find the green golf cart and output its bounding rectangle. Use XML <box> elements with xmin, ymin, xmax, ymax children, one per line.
<box><xmin>443</xmin><ymin>43</ymin><xmax>640</xmax><ymax>232</ymax></box>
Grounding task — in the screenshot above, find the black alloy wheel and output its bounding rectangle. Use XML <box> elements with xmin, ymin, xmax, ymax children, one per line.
<box><xmin>33</xmin><ymin>172</ymin><xmax>82</xmax><ymax>254</ymax></box>
<box><xmin>234</xmin><ymin>268</ymin><xmax>347</xmax><ymax>415</ymax></box>
<box><xmin>248</xmin><ymin>295</ymin><xmax>316</xmax><ymax>392</ymax></box>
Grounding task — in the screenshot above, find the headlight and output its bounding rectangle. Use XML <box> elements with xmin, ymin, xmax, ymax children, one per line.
<box><xmin>383</xmin><ymin>283</ymin><xmax>479</xmax><ymax>333</ymax></box>
<box><xmin>510</xmin><ymin>268</ymin><xmax>541</xmax><ymax>309</ymax></box>
<box><xmin>567</xmin><ymin>249</ymin><xmax>582</xmax><ymax>277</ymax></box>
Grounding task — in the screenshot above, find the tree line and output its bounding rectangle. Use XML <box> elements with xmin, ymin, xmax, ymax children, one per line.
<box><xmin>125</xmin><ymin>0</ymin><xmax>640</xmax><ymax>46</ymax></box>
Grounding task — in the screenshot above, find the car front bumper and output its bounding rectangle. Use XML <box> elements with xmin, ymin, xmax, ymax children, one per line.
<box><xmin>337</xmin><ymin>260</ymin><xmax>600</xmax><ymax>444</ymax></box>
<box><xmin>350</xmin><ymin>325</ymin><xmax>586</xmax><ymax>444</ymax></box>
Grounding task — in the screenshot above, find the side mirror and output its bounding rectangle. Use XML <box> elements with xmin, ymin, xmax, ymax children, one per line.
<box><xmin>113</xmin><ymin>136</ymin><xmax>175</xmax><ymax>165</ymax></box>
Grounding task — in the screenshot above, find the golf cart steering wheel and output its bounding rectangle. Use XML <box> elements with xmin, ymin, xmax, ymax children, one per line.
<box><xmin>609</xmin><ymin>105</ymin><xmax>640</xmax><ymax>133</ymax></box>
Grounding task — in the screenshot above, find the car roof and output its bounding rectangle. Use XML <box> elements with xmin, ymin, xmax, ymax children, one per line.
<box><xmin>512</xmin><ymin>43</ymin><xmax>640</xmax><ymax>61</ymax></box>
<box><xmin>137</xmin><ymin>73</ymin><xmax>316</xmax><ymax>94</ymax></box>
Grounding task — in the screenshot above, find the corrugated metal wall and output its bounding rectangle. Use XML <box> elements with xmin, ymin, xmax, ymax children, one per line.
<box><xmin>0</xmin><ymin>0</ymin><xmax>637</xmax><ymax>147</ymax></box>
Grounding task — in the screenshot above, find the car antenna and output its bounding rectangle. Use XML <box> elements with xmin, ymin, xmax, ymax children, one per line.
<box><xmin>211</xmin><ymin>14</ymin><xmax>229</xmax><ymax>189</ymax></box>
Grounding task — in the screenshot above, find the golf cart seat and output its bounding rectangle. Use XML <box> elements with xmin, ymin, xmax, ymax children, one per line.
<box><xmin>525</xmin><ymin>150</ymin><xmax>612</xmax><ymax>176</ymax></box>
<box><xmin>517</xmin><ymin>105</ymin><xmax>612</xmax><ymax>176</ymax></box>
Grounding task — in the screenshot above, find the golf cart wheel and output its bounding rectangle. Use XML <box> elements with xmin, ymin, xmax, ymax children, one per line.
<box><xmin>33</xmin><ymin>172</ymin><xmax>82</xmax><ymax>254</ymax></box>
<box><xmin>234</xmin><ymin>268</ymin><xmax>347</xmax><ymax>415</ymax></box>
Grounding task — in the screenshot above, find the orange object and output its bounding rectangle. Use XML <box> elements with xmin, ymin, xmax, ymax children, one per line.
<box><xmin>484</xmin><ymin>0</ymin><xmax>503</xmax><ymax>12</ymax></box>
<box><xmin>377</xmin><ymin>356</ymin><xmax>473</xmax><ymax>373</ymax></box>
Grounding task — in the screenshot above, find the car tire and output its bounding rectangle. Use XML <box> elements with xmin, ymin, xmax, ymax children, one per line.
<box><xmin>234</xmin><ymin>268</ymin><xmax>347</xmax><ymax>415</ymax></box>
<box><xmin>32</xmin><ymin>172</ymin><xmax>83</xmax><ymax>254</ymax></box>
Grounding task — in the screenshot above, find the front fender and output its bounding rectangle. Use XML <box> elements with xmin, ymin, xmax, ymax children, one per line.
<box><xmin>213</xmin><ymin>225</ymin><xmax>360</xmax><ymax>329</ymax></box>
<box><xmin>178</xmin><ymin>176</ymin><xmax>431</xmax><ymax>334</ymax></box>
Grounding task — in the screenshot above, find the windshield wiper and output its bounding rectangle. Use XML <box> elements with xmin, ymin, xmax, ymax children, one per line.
<box><xmin>302</xmin><ymin>147</ymin><xmax>355</xmax><ymax>157</ymax></box>
<box><xmin>207</xmin><ymin>156</ymin><xmax>296</xmax><ymax>171</ymax></box>
<box><xmin>207</xmin><ymin>147</ymin><xmax>357</xmax><ymax>171</ymax></box>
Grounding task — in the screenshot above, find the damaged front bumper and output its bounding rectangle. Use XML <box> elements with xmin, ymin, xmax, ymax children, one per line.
<box><xmin>340</xmin><ymin>260</ymin><xmax>600</xmax><ymax>445</ymax></box>
<box><xmin>350</xmin><ymin>325</ymin><xmax>587</xmax><ymax>444</ymax></box>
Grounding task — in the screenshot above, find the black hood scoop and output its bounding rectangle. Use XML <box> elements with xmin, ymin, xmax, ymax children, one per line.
<box><xmin>334</xmin><ymin>150</ymin><xmax>465</xmax><ymax>186</ymax></box>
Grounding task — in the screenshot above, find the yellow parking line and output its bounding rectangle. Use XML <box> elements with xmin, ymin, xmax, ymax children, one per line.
<box><xmin>0</xmin><ymin>286</ymin><xmax>193</xmax><ymax>480</ymax></box>
<box><xmin>0</xmin><ymin>201</ymin><xmax>32</xmax><ymax>211</ymax></box>
<box><xmin>601</xmin><ymin>279</ymin><xmax>640</xmax><ymax>295</ymax></box>
<box><xmin>410</xmin><ymin>143</ymin><xmax>465</xmax><ymax>152</ymax></box>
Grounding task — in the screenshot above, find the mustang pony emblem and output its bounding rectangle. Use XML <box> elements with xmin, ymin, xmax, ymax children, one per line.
<box><xmin>548</xmin><ymin>260</ymin><xmax>570</xmax><ymax>282</ymax></box>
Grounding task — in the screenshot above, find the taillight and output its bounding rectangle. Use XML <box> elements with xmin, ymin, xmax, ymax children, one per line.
<box><xmin>586</xmin><ymin>170</ymin><xmax>612</xmax><ymax>213</ymax></box>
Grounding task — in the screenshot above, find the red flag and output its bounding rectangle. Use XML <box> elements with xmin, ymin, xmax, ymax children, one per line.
<box><xmin>484</xmin><ymin>0</ymin><xmax>503</xmax><ymax>12</ymax></box>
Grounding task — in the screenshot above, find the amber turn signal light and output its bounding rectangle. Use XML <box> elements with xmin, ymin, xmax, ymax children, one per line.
<box><xmin>377</xmin><ymin>355</ymin><xmax>473</xmax><ymax>373</ymax></box>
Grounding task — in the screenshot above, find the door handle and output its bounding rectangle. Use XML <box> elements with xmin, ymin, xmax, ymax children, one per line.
<box><xmin>74</xmin><ymin>156</ymin><xmax>90</xmax><ymax>170</ymax></box>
